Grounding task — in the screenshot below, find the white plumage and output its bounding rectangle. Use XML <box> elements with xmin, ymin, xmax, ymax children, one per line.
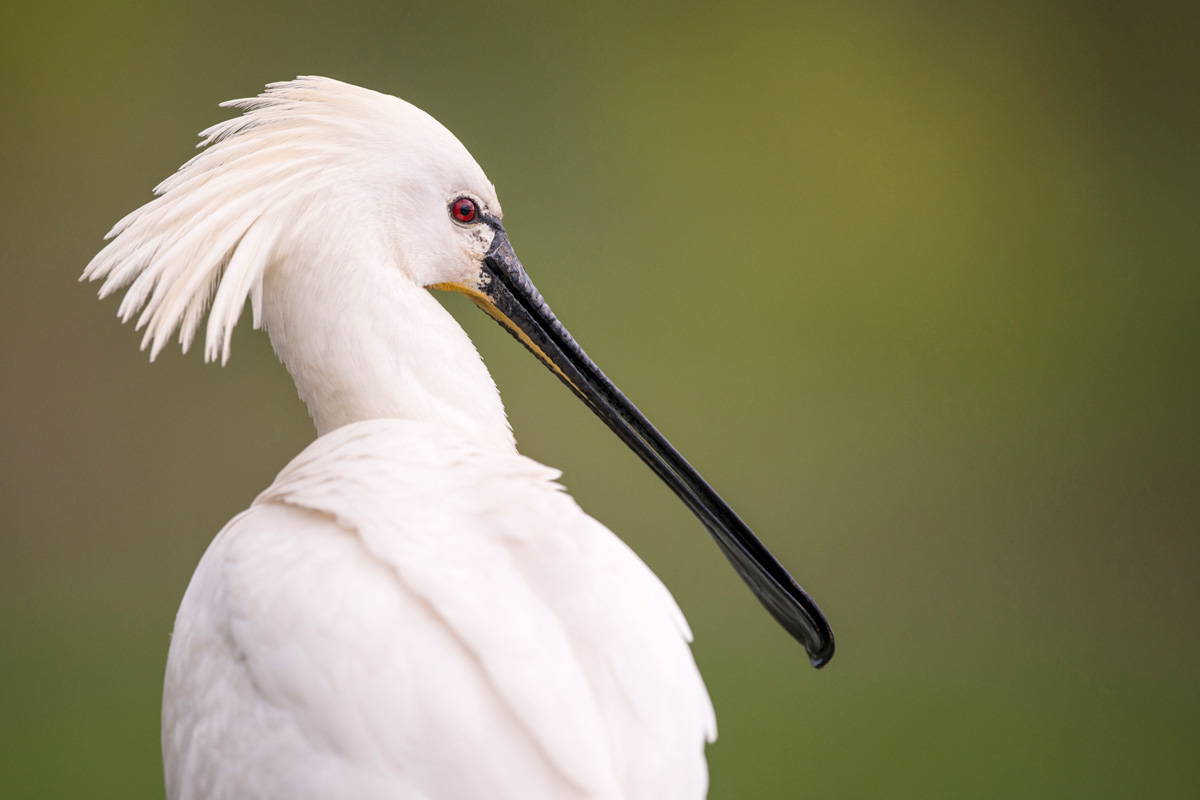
<box><xmin>85</xmin><ymin>77</ymin><xmax>717</xmax><ymax>799</ymax></box>
<box><xmin>165</xmin><ymin>421</ymin><xmax>713</xmax><ymax>799</ymax></box>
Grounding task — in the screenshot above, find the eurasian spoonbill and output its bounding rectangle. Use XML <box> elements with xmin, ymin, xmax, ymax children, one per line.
<box><xmin>83</xmin><ymin>77</ymin><xmax>833</xmax><ymax>800</ymax></box>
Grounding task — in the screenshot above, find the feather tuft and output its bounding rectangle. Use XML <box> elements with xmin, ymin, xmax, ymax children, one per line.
<box><xmin>81</xmin><ymin>76</ymin><xmax>387</xmax><ymax>362</ymax></box>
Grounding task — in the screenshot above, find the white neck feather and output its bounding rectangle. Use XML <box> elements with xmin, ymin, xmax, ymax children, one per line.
<box><xmin>261</xmin><ymin>236</ymin><xmax>515</xmax><ymax>450</ymax></box>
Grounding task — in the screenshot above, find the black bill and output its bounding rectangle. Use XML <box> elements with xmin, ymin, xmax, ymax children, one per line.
<box><xmin>448</xmin><ymin>219</ymin><xmax>835</xmax><ymax>668</ymax></box>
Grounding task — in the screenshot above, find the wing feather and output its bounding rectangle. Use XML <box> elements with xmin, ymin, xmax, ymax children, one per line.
<box><xmin>165</xmin><ymin>420</ymin><xmax>712</xmax><ymax>800</ymax></box>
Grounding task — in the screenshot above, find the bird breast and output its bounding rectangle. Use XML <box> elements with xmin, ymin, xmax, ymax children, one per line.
<box><xmin>163</xmin><ymin>419</ymin><xmax>715</xmax><ymax>800</ymax></box>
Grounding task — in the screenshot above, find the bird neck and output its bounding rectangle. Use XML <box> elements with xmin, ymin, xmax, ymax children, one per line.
<box><xmin>260</xmin><ymin>246</ymin><xmax>515</xmax><ymax>452</ymax></box>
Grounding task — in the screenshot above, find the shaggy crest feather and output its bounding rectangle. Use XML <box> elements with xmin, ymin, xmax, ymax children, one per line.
<box><xmin>81</xmin><ymin>76</ymin><xmax>429</xmax><ymax>364</ymax></box>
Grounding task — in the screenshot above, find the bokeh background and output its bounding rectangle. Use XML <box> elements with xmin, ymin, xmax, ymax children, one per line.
<box><xmin>2</xmin><ymin>1</ymin><xmax>1197</xmax><ymax>797</ymax></box>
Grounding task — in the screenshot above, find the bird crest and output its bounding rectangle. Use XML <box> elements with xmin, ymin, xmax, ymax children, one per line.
<box><xmin>81</xmin><ymin>77</ymin><xmax>455</xmax><ymax>364</ymax></box>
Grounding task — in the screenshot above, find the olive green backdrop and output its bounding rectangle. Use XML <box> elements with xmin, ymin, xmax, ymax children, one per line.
<box><xmin>2</xmin><ymin>1</ymin><xmax>1197</xmax><ymax>797</ymax></box>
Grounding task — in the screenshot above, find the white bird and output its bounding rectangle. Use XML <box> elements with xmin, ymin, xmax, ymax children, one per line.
<box><xmin>83</xmin><ymin>77</ymin><xmax>832</xmax><ymax>800</ymax></box>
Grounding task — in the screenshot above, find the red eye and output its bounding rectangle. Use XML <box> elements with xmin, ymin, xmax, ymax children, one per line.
<box><xmin>451</xmin><ymin>197</ymin><xmax>478</xmax><ymax>223</ymax></box>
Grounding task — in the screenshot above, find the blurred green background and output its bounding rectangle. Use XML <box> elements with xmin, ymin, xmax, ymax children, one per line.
<box><xmin>2</xmin><ymin>1</ymin><xmax>1197</xmax><ymax>797</ymax></box>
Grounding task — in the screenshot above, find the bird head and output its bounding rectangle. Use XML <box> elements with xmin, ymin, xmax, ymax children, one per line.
<box><xmin>82</xmin><ymin>76</ymin><xmax>510</xmax><ymax>364</ymax></box>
